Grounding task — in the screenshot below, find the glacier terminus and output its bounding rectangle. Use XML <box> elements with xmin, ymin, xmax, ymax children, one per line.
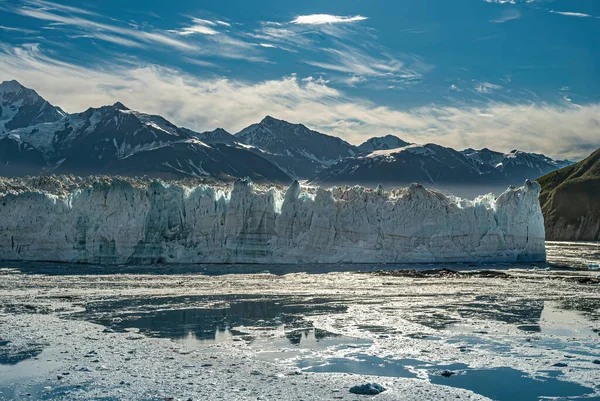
<box><xmin>0</xmin><ymin>177</ymin><xmax>546</xmax><ymax>264</ymax></box>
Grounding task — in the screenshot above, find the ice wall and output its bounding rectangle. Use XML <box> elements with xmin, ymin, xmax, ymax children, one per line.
<box><xmin>0</xmin><ymin>178</ymin><xmax>546</xmax><ymax>264</ymax></box>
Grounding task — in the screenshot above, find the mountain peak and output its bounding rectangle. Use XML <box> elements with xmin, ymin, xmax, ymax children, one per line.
<box><xmin>358</xmin><ymin>134</ymin><xmax>410</xmax><ymax>153</ymax></box>
<box><xmin>112</xmin><ymin>101</ymin><xmax>129</xmax><ymax>111</ymax></box>
<box><xmin>0</xmin><ymin>80</ymin><xmax>40</xmax><ymax>100</ymax></box>
<box><xmin>260</xmin><ymin>115</ymin><xmax>294</xmax><ymax>126</ymax></box>
<box><xmin>0</xmin><ymin>79</ymin><xmax>28</xmax><ymax>93</ymax></box>
<box><xmin>0</xmin><ymin>80</ymin><xmax>64</xmax><ymax>132</ymax></box>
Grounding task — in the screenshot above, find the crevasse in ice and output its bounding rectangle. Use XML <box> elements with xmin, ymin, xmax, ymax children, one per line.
<box><xmin>0</xmin><ymin>178</ymin><xmax>546</xmax><ymax>264</ymax></box>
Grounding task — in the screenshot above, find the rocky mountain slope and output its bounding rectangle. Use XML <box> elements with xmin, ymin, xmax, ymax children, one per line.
<box><xmin>235</xmin><ymin>116</ymin><xmax>358</xmax><ymax>178</ymax></box>
<box><xmin>537</xmin><ymin>148</ymin><xmax>600</xmax><ymax>241</ymax></box>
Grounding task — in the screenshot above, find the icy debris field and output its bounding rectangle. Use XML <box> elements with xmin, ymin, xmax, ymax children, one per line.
<box><xmin>0</xmin><ymin>243</ymin><xmax>599</xmax><ymax>401</ymax></box>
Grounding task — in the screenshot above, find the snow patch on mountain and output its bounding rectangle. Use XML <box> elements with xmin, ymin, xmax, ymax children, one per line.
<box><xmin>367</xmin><ymin>144</ymin><xmax>433</xmax><ymax>159</ymax></box>
<box><xmin>358</xmin><ymin>135</ymin><xmax>411</xmax><ymax>153</ymax></box>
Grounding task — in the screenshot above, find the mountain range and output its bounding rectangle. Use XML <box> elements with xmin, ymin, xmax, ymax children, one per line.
<box><xmin>1</xmin><ymin>80</ymin><xmax>573</xmax><ymax>197</ymax></box>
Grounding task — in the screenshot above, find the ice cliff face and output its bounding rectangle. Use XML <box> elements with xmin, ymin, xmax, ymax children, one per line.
<box><xmin>0</xmin><ymin>177</ymin><xmax>546</xmax><ymax>264</ymax></box>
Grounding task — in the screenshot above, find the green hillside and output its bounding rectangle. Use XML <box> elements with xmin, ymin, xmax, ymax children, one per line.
<box><xmin>537</xmin><ymin>149</ymin><xmax>600</xmax><ymax>241</ymax></box>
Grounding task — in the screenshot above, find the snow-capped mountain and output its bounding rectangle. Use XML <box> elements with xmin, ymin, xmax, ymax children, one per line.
<box><xmin>235</xmin><ymin>116</ymin><xmax>358</xmax><ymax>178</ymax></box>
<box><xmin>357</xmin><ymin>135</ymin><xmax>411</xmax><ymax>153</ymax></box>
<box><xmin>11</xmin><ymin>101</ymin><xmax>191</xmax><ymax>161</ymax></box>
<box><xmin>310</xmin><ymin>143</ymin><xmax>572</xmax><ymax>197</ymax></box>
<box><xmin>311</xmin><ymin>143</ymin><xmax>494</xmax><ymax>189</ymax></box>
<box><xmin>0</xmin><ymin>81</ymin><xmax>291</xmax><ymax>183</ymax></box>
<box><xmin>0</xmin><ymin>80</ymin><xmax>573</xmax><ymax>192</ymax></box>
<box><xmin>462</xmin><ymin>148</ymin><xmax>572</xmax><ymax>180</ymax></box>
<box><xmin>0</xmin><ymin>80</ymin><xmax>64</xmax><ymax>133</ymax></box>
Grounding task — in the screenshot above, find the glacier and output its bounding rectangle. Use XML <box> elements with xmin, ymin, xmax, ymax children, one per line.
<box><xmin>0</xmin><ymin>176</ymin><xmax>546</xmax><ymax>264</ymax></box>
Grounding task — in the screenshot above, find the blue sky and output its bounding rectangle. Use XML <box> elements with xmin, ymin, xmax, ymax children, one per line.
<box><xmin>0</xmin><ymin>0</ymin><xmax>598</xmax><ymax>159</ymax></box>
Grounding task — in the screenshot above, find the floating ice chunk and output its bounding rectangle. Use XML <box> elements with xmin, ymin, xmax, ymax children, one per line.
<box><xmin>349</xmin><ymin>383</ymin><xmax>386</xmax><ymax>395</ymax></box>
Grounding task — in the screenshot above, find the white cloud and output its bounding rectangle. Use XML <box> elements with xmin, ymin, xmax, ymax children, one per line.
<box><xmin>475</xmin><ymin>82</ymin><xmax>503</xmax><ymax>93</ymax></box>
<box><xmin>484</xmin><ymin>0</ymin><xmax>534</xmax><ymax>3</ymax></box>
<box><xmin>549</xmin><ymin>10</ymin><xmax>593</xmax><ymax>18</ymax></box>
<box><xmin>490</xmin><ymin>9</ymin><xmax>521</xmax><ymax>23</ymax></box>
<box><xmin>291</xmin><ymin>14</ymin><xmax>367</xmax><ymax>25</ymax></box>
<box><xmin>90</xmin><ymin>32</ymin><xmax>145</xmax><ymax>48</ymax></box>
<box><xmin>344</xmin><ymin>75</ymin><xmax>367</xmax><ymax>86</ymax></box>
<box><xmin>0</xmin><ymin>44</ymin><xmax>597</xmax><ymax>160</ymax></box>
<box><xmin>172</xmin><ymin>18</ymin><xmax>219</xmax><ymax>36</ymax></box>
<box><xmin>22</xmin><ymin>0</ymin><xmax>98</xmax><ymax>16</ymax></box>
<box><xmin>305</xmin><ymin>46</ymin><xmax>416</xmax><ymax>77</ymax></box>
<box><xmin>0</xmin><ymin>25</ymin><xmax>38</xmax><ymax>34</ymax></box>
<box><xmin>249</xmin><ymin>17</ymin><xmax>431</xmax><ymax>87</ymax></box>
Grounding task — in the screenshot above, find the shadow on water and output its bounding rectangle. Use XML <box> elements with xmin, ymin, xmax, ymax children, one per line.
<box><xmin>300</xmin><ymin>353</ymin><xmax>598</xmax><ymax>401</ymax></box>
<box><xmin>0</xmin><ymin>260</ymin><xmax>553</xmax><ymax>276</ymax></box>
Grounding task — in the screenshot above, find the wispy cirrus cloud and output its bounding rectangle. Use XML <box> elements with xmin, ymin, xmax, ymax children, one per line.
<box><xmin>170</xmin><ymin>18</ymin><xmax>219</xmax><ymax>36</ymax></box>
<box><xmin>475</xmin><ymin>82</ymin><xmax>503</xmax><ymax>94</ymax></box>
<box><xmin>0</xmin><ymin>25</ymin><xmax>38</xmax><ymax>34</ymax></box>
<box><xmin>291</xmin><ymin>14</ymin><xmax>367</xmax><ymax>25</ymax></box>
<box><xmin>490</xmin><ymin>9</ymin><xmax>521</xmax><ymax>23</ymax></box>
<box><xmin>1</xmin><ymin>43</ymin><xmax>597</xmax><ymax>160</ymax></box>
<box><xmin>14</xmin><ymin>6</ymin><xmax>195</xmax><ymax>50</ymax></box>
<box><xmin>87</xmin><ymin>32</ymin><xmax>146</xmax><ymax>48</ymax></box>
<box><xmin>305</xmin><ymin>44</ymin><xmax>427</xmax><ymax>81</ymax></box>
<box><xmin>484</xmin><ymin>0</ymin><xmax>533</xmax><ymax>3</ymax></box>
<box><xmin>7</xmin><ymin>1</ymin><xmax>266</xmax><ymax>61</ymax></box>
<box><xmin>21</xmin><ymin>0</ymin><xmax>98</xmax><ymax>16</ymax></box>
<box><xmin>250</xmin><ymin>16</ymin><xmax>432</xmax><ymax>87</ymax></box>
<box><xmin>549</xmin><ymin>10</ymin><xmax>594</xmax><ymax>18</ymax></box>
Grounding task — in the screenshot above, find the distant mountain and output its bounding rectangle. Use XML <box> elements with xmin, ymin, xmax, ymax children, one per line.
<box><xmin>357</xmin><ymin>135</ymin><xmax>410</xmax><ymax>153</ymax></box>
<box><xmin>235</xmin><ymin>116</ymin><xmax>358</xmax><ymax>178</ymax></box>
<box><xmin>463</xmin><ymin>148</ymin><xmax>572</xmax><ymax>182</ymax></box>
<box><xmin>537</xmin><ymin>148</ymin><xmax>600</xmax><ymax>241</ymax></box>
<box><xmin>311</xmin><ymin>144</ymin><xmax>572</xmax><ymax>198</ymax></box>
<box><xmin>0</xmin><ymin>81</ymin><xmax>291</xmax><ymax>184</ymax></box>
<box><xmin>310</xmin><ymin>143</ymin><xmax>497</xmax><ymax>196</ymax></box>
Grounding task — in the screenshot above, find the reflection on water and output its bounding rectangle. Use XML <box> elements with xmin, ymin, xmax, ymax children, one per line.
<box><xmin>67</xmin><ymin>287</ymin><xmax>600</xmax><ymax>401</ymax></box>
<box><xmin>517</xmin><ymin>302</ymin><xmax>599</xmax><ymax>338</ymax></box>
<box><xmin>78</xmin><ymin>295</ymin><xmax>349</xmax><ymax>347</ymax></box>
<box><xmin>300</xmin><ymin>354</ymin><xmax>597</xmax><ymax>401</ymax></box>
<box><xmin>0</xmin><ymin>348</ymin><xmax>64</xmax><ymax>400</ymax></box>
